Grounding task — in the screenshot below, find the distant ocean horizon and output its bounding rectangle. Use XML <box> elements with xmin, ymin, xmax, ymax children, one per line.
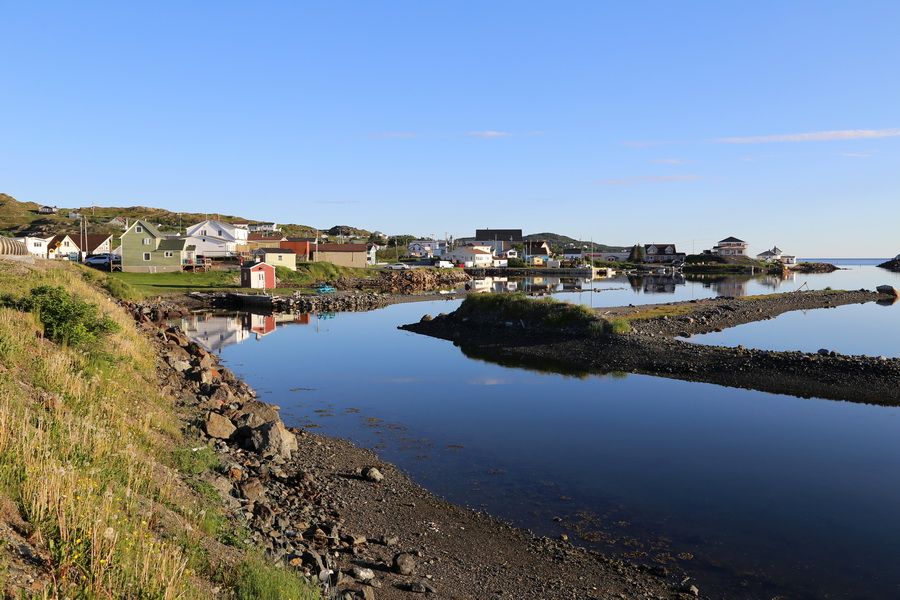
<box><xmin>799</xmin><ymin>258</ymin><xmax>889</xmax><ymax>266</ymax></box>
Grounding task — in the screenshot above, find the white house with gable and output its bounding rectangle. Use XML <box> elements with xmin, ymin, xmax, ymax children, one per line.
<box><xmin>183</xmin><ymin>219</ymin><xmax>249</xmax><ymax>258</ymax></box>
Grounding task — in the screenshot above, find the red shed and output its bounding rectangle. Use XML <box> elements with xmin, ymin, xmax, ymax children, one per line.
<box><xmin>241</xmin><ymin>261</ymin><xmax>276</xmax><ymax>289</ymax></box>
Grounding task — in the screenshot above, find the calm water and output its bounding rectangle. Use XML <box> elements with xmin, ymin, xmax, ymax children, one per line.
<box><xmin>182</xmin><ymin>262</ymin><xmax>900</xmax><ymax>599</ymax></box>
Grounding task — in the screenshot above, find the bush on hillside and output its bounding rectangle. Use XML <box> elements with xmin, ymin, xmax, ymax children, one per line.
<box><xmin>3</xmin><ymin>285</ymin><xmax>119</xmax><ymax>346</ymax></box>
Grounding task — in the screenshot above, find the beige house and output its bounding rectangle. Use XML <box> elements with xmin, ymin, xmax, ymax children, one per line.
<box><xmin>253</xmin><ymin>247</ymin><xmax>296</xmax><ymax>271</ymax></box>
<box><xmin>311</xmin><ymin>243</ymin><xmax>368</xmax><ymax>268</ymax></box>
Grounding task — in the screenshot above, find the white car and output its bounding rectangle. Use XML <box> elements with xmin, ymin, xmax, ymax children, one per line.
<box><xmin>384</xmin><ymin>263</ymin><xmax>411</xmax><ymax>270</ymax></box>
<box><xmin>84</xmin><ymin>253</ymin><xmax>119</xmax><ymax>267</ymax></box>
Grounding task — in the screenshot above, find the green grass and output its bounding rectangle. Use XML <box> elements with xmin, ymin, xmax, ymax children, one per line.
<box><xmin>275</xmin><ymin>262</ymin><xmax>375</xmax><ymax>287</ymax></box>
<box><xmin>458</xmin><ymin>293</ymin><xmax>598</xmax><ymax>327</ymax></box>
<box><xmin>228</xmin><ymin>559</ymin><xmax>319</xmax><ymax>600</ymax></box>
<box><xmin>108</xmin><ymin>270</ymin><xmax>241</xmax><ymax>296</ymax></box>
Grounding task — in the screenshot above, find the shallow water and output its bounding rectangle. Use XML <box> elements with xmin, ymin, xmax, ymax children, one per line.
<box><xmin>181</xmin><ymin>262</ymin><xmax>900</xmax><ymax>599</ymax></box>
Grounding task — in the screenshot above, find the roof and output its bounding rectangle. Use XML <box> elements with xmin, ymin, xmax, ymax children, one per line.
<box><xmin>718</xmin><ymin>236</ymin><xmax>746</xmax><ymax>244</ymax></box>
<box><xmin>314</xmin><ymin>243</ymin><xmax>367</xmax><ymax>252</ymax></box>
<box><xmin>84</xmin><ymin>234</ymin><xmax>112</xmax><ymax>251</ymax></box>
<box><xmin>645</xmin><ymin>243</ymin><xmax>675</xmax><ymax>249</ymax></box>
<box><xmin>158</xmin><ymin>238</ymin><xmax>188</xmax><ymax>251</ymax></box>
<box><xmin>286</xmin><ymin>237</ymin><xmax>316</xmax><ymax>242</ymax></box>
<box><xmin>248</xmin><ymin>233</ymin><xmax>286</xmax><ymax>241</ymax></box>
<box><xmin>128</xmin><ymin>220</ymin><xmax>162</xmax><ymax>238</ymax></box>
<box><xmin>475</xmin><ymin>229</ymin><xmax>523</xmax><ymax>242</ymax></box>
<box><xmin>757</xmin><ymin>250</ymin><xmax>777</xmax><ymax>257</ymax></box>
<box><xmin>255</xmin><ymin>247</ymin><xmax>296</xmax><ymax>254</ymax></box>
<box><xmin>524</xmin><ymin>241</ymin><xmax>550</xmax><ymax>253</ymax></box>
<box><xmin>242</xmin><ymin>260</ymin><xmax>275</xmax><ymax>269</ymax></box>
<box><xmin>563</xmin><ymin>248</ymin><xmax>582</xmax><ymax>254</ymax></box>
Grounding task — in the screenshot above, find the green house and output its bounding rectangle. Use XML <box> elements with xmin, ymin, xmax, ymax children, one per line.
<box><xmin>120</xmin><ymin>220</ymin><xmax>196</xmax><ymax>273</ymax></box>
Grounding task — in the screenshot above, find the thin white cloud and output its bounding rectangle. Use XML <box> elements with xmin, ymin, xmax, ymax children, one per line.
<box><xmin>596</xmin><ymin>174</ymin><xmax>700</xmax><ymax>186</ymax></box>
<box><xmin>313</xmin><ymin>200</ymin><xmax>360</xmax><ymax>205</ymax></box>
<box><xmin>467</xmin><ymin>130</ymin><xmax>512</xmax><ymax>139</ymax></box>
<box><xmin>717</xmin><ymin>128</ymin><xmax>900</xmax><ymax>144</ymax></box>
<box><xmin>652</xmin><ymin>158</ymin><xmax>688</xmax><ymax>165</ymax></box>
<box><xmin>840</xmin><ymin>152</ymin><xmax>872</xmax><ymax>158</ymax></box>
<box><xmin>622</xmin><ymin>140</ymin><xmax>663</xmax><ymax>148</ymax></box>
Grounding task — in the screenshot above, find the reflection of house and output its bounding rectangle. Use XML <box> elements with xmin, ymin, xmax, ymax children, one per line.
<box><xmin>241</xmin><ymin>261</ymin><xmax>276</xmax><ymax>289</ymax></box>
<box><xmin>446</xmin><ymin>244</ymin><xmax>493</xmax><ymax>268</ymax></box>
<box><xmin>473</xmin><ymin>229</ymin><xmax>523</xmax><ymax>254</ymax></box>
<box><xmin>179</xmin><ymin>313</ymin><xmax>250</xmax><ymax>353</ymax></box>
<box><xmin>638</xmin><ymin>274</ymin><xmax>685</xmax><ymax>294</ymax></box>
<box><xmin>247</xmin><ymin>313</ymin><xmax>277</xmax><ymax>339</ymax></box>
<box><xmin>644</xmin><ymin>244</ymin><xmax>686</xmax><ymax>264</ymax></box>
<box><xmin>712</xmin><ymin>237</ymin><xmax>749</xmax><ymax>256</ymax></box>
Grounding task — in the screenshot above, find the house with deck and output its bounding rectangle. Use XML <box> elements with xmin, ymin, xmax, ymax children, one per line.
<box><xmin>120</xmin><ymin>220</ymin><xmax>196</xmax><ymax>272</ymax></box>
<box><xmin>38</xmin><ymin>205</ymin><xmax>57</xmax><ymax>214</ymax></box>
<box><xmin>183</xmin><ymin>219</ymin><xmax>250</xmax><ymax>258</ymax></box>
<box><xmin>712</xmin><ymin>237</ymin><xmax>749</xmax><ymax>257</ymax></box>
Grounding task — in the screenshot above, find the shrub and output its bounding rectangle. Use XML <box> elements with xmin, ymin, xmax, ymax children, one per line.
<box><xmin>507</xmin><ymin>257</ymin><xmax>526</xmax><ymax>268</ymax></box>
<box><xmin>458</xmin><ymin>293</ymin><xmax>597</xmax><ymax>327</ymax></box>
<box><xmin>8</xmin><ymin>285</ymin><xmax>119</xmax><ymax>347</ymax></box>
<box><xmin>604</xmin><ymin>318</ymin><xmax>632</xmax><ymax>334</ymax></box>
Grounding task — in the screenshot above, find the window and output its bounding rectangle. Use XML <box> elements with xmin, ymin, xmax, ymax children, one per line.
<box><xmin>143</xmin><ymin>252</ymin><xmax>151</xmax><ymax>261</ymax></box>
<box><xmin>200</xmin><ymin>229</ymin><xmax>207</xmax><ymax>236</ymax></box>
<box><xmin>143</xmin><ymin>238</ymin><xmax>152</xmax><ymax>245</ymax></box>
<box><xmin>135</xmin><ymin>226</ymin><xmax>143</xmax><ymax>233</ymax></box>
<box><xmin>164</xmin><ymin>251</ymin><xmax>173</xmax><ymax>258</ymax></box>
<box><xmin>217</xmin><ymin>230</ymin><xmax>223</xmax><ymax>236</ymax></box>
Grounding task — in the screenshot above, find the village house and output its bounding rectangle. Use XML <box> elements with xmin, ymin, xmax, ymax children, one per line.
<box><xmin>407</xmin><ymin>239</ymin><xmax>449</xmax><ymax>258</ymax></box>
<box><xmin>366</xmin><ymin>243</ymin><xmax>379</xmax><ymax>265</ymax></box>
<box><xmin>82</xmin><ymin>234</ymin><xmax>113</xmax><ymax>256</ymax></box>
<box><xmin>644</xmin><ymin>243</ymin><xmax>686</xmax><ymax>264</ymax></box>
<box><xmin>563</xmin><ymin>248</ymin><xmax>583</xmax><ymax>261</ymax></box>
<box><xmin>248</xmin><ymin>222</ymin><xmax>280</xmax><ymax>233</ymax></box>
<box><xmin>523</xmin><ymin>240</ymin><xmax>552</xmax><ymax>266</ymax></box>
<box><xmin>241</xmin><ymin>260</ymin><xmax>276</xmax><ymax>289</ymax></box>
<box><xmin>446</xmin><ymin>244</ymin><xmax>493</xmax><ymax>268</ymax></box>
<box><xmin>14</xmin><ymin>235</ymin><xmax>52</xmax><ymax>258</ymax></box>
<box><xmin>182</xmin><ymin>219</ymin><xmax>250</xmax><ymax>258</ymax></box>
<box><xmin>252</xmin><ymin>247</ymin><xmax>296</xmax><ymax>271</ymax></box>
<box><xmin>106</xmin><ymin>216</ymin><xmax>128</xmax><ymax>229</ymax></box>
<box><xmin>757</xmin><ymin>246</ymin><xmax>797</xmax><ymax>265</ymax></box>
<box><xmin>46</xmin><ymin>234</ymin><xmax>80</xmax><ymax>260</ymax></box>
<box><xmin>38</xmin><ymin>205</ymin><xmax>57</xmax><ymax>214</ymax></box>
<box><xmin>120</xmin><ymin>219</ymin><xmax>196</xmax><ymax>272</ymax></box>
<box><xmin>311</xmin><ymin>243</ymin><xmax>368</xmax><ymax>268</ymax></box>
<box><xmin>474</xmin><ymin>229</ymin><xmax>523</xmax><ymax>255</ymax></box>
<box><xmin>713</xmin><ymin>236</ymin><xmax>749</xmax><ymax>256</ymax></box>
<box><xmin>500</xmin><ymin>248</ymin><xmax>519</xmax><ymax>259</ymax></box>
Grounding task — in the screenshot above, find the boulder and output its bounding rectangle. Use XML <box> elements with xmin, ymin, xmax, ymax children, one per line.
<box><xmin>245</xmin><ymin>420</ymin><xmax>297</xmax><ymax>459</ymax></box>
<box><xmin>876</xmin><ymin>285</ymin><xmax>898</xmax><ymax>297</ymax></box>
<box><xmin>362</xmin><ymin>466</ymin><xmax>384</xmax><ymax>483</ymax></box>
<box><xmin>204</xmin><ymin>412</ymin><xmax>236</xmax><ymax>440</ymax></box>
<box><xmin>233</xmin><ymin>400</ymin><xmax>280</xmax><ymax>428</ymax></box>
<box><xmin>392</xmin><ymin>552</ymin><xmax>416</xmax><ymax>575</ymax></box>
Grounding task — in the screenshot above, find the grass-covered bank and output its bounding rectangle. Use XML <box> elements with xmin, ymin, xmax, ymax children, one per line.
<box><xmin>0</xmin><ymin>259</ymin><xmax>318</xmax><ymax>599</ymax></box>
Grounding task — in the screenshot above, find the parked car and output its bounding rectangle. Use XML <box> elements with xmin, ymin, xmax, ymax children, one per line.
<box><xmin>84</xmin><ymin>253</ymin><xmax>118</xmax><ymax>267</ymax></box>
<box><xmin>314</xmin><ymin>283</ymin><xmax>336</xmax><ymax>294</ymax></box>
<box><xmin>384</xmin><ymin>263</ymin><xmax>410</xmax><ymax>270</ymax></box>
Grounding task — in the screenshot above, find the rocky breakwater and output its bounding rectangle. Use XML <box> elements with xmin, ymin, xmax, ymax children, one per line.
<box><xmin>789</xmin><ymin>262</ymin><xmax>840</xmax><ymax>273</ymax></box>
<box><xmin>403</xmin><ymin>290</ymin><xmax>900</xmax><ymax>405</ymax></box>
<box><xmin>281</xmin><ymin>291</ymin><xmax>388</xmax><ymax>313</ymax></box>
<box><xmin>136</xmin><ymin>307</ymin><xmax>684</xmax><ymax>600</ymax></box>
<box><xmin>878</xmin><ymin>257</ymin><xmax>900</xmax><ymax>272</ymax></box>
<box><xmin>339</xmin><ymin>269</ymin><xmax>470</xmax><ymax>295</ymax></box>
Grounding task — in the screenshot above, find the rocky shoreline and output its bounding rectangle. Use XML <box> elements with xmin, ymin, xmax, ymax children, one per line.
<box><xmin>402</xmin><ymin>289</ymin><xmax>900</xmax><ymax>405</ymax></box>
<box><xmin>133</xmin><ymin>307</ymin><xmax>690</xmax><ymax>599</ymax></box>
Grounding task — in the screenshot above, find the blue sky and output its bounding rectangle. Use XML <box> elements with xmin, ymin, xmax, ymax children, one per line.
<box><xmin>2</xmin><ymin>1</ymin><xmax>898</xmax><ymax>255</ymax></box>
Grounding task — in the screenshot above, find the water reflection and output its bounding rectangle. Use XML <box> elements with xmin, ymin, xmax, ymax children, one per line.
<box><xmin>179</xmin><ymin>311</ymin><xmax>315</xmax><ymax>351</ymax></box>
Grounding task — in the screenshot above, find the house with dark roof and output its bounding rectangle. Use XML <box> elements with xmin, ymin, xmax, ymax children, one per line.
<box><xmin>644</xmin><ymin>243</ymin><xmax>686</xmax><ymax>264</ymax></box>
<box><xmin>47</xmin><ymin>234</ymin><xmax>80</xmax><ymax>260</ymax></box>
<box><xmin>712</xmin><ymin>236</ymin><xmax>749</xmax><ymax>257</ymax></box>
<box><xmin>474</xmin><ymin>229</ymin><xmax>523</xmax><ymax>254</ymax></box>
<box><xmin>523</xmin><ymin>240</ymin><xmax>552</xmax><ymax>266</ymax></box>
<box><xmin>120</xmin><ymin>220</ymin><xmax>196</xmax><ymax>272</ymax></box>
<box><xmin>83</xmin><ymin>234</ymin><xmax>113</xmax><ymax>256</ymax></box>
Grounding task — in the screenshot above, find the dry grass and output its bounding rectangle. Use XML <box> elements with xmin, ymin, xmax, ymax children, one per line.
<box><xmin>617</xmin><ymin>303</ymin><xmax>696</xmax><ymax>321</ymax></box>
<box><xmin>0</xmin><ymin>259</ymin><xmax>317</xmax><ymax>599</ymax></box>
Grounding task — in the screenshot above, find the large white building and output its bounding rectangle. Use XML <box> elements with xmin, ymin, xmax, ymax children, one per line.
<box><xmin>14</xmin><ymin>235</ymin><xmax>52</xmax><ymax>258</ymax></box>
<box><xmin>184</xmin><ymin>219</ymin><xmax>249</xmax><ymax>257</ymax></box>
<box><xmin>446</xmin><ymin>244</ymin><xmax>493</xmax><ymax>268</ymax></box>
<box><xmin>712</xmin><ymin>236</ymin><xmax>749</xmax><ymax>256</ymax></box>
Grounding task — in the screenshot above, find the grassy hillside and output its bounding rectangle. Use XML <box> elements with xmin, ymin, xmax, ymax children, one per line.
<box><xmin>0</xmin><ymin>193</ymin><xmax>353</xmax><ymax>241</ymax></box>
<box><xmin>0</xmin><ymin>259</ymin><xmax>318</xmax><ymax>598</ymax></box>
